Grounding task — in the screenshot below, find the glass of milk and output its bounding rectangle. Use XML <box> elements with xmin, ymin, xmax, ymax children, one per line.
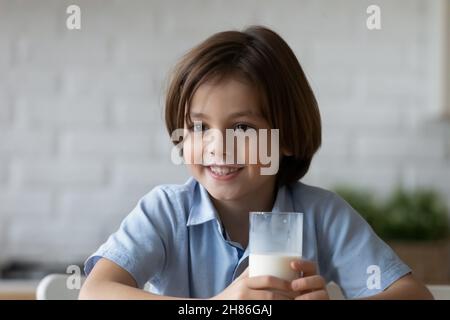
<box><xmin>249</xmin><ymin>212</ymin><xmax>303</xmax><ymax>282</ymax></box>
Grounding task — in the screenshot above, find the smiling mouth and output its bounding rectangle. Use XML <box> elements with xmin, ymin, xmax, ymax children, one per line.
<box><xmin>206</xmin><ymin>165</ymin><xmax>244</xmax><ymax>177</ymax></box>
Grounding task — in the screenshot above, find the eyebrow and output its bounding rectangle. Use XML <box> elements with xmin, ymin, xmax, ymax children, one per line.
<box><xmin>190</xmin><ymin>111</ymin><xmax>262</xmax><ymax>119</ymax></box>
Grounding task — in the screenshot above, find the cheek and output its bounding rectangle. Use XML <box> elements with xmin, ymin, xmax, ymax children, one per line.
<box><xmin>234</xmin><ymin>138</ymin><xmax>277</xmax><ymax>176</ymax></box>
<box><xmin>239</xmin><ymin>136</ymin><xmax>265</xmax><ymax>167</ymax></box>
<box><xmin>182</xmin><ymin>136</ymin><xmax>193</xmax><ymax>164</ymax></box>
<box><xmin>257</xmin><ymin>130</ymin><xmax>279</xmax><ymax>168</ymax></box>
<box><xmin>183</xmin><ymin>134</ymin><xmax>204</xmax><ymax>165</ymax></box>
<box><xmin>183</xmin><ymin>139</ymin><xmax>203</xmax><ymax>176</ymax></box>
<box><xmin>233</xmin><ymin>136</ymin><xmax>258</xmax><ymax>165</ymax></box>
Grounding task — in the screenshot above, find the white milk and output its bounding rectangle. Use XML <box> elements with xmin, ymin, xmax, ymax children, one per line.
<box><xmin>249</xmin><ymin>253</ymin><xmax>301</xmax><ymax>281</ymax></box>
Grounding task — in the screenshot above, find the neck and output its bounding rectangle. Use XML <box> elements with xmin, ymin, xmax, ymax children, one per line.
<box><xmin>210</xmin><ymin>180</ymin><xmax>277</xmax><ymax>247</ymax></box>
<box><xmin>212</xmin><ymin>191</ymin><xmax>275</xmax><ymax>224</ymax></box>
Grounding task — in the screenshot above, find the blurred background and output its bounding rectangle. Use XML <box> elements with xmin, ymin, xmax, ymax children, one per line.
<box><xmin>0</xmin><ymin>0</ymin><xmax>449</xmax><ymax>298</ymax></box>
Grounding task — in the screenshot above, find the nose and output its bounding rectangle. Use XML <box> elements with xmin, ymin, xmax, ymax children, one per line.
<box><xmin>203</xmin><ymin>128</ymin><xmax>228</xmax><ymax>162</ymax></box>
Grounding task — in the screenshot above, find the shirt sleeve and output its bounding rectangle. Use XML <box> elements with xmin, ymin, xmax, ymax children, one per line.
<box><xmin>84</xmin><ymin>187</ymin><xmax>174</xmax><ymax>289</ymax></box>
<box><xmin>318</xmin><ymin>192</ymin><xmax>412</xmax><ymax>299</ymax></box>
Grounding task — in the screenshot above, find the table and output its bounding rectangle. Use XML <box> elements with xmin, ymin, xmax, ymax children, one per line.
<box><xmin>0</xmin><ymin>280</ymin><xmax>39</xmax><ymax>300</ymax></box>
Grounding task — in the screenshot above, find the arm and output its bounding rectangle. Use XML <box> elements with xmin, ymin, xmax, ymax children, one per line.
<box><xmin>79</xmin><ymin>259</ymin><xmax>296</xmax><ymax>300</ymax></box>
<box><xmin>289</xmin><ymin>260</ymin><xmax>434</xmax><ymax>300</ymax></box>
<box><xmin>79</xmin><ymin>258</ymin><xmax>193</xmax><ymax>300</ymax></box>
<box><xmin>362</xmin><ymin>273</ymin><xmax>434</xmax><ymax>300</ymax></box>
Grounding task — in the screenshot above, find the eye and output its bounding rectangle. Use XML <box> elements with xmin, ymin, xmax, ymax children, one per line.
<box><xmin>234</xmin><ymin>123</ymin><xmax>253</xmax><ymax>132</ymax></box>
<box><xmin>191</xmin><ymin>122</ymin><xmax>208</xmax><ymax>132</ymax></box>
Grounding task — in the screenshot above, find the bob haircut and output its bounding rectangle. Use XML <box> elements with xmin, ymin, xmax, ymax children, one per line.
<box><xmin>165</xmin><ymin>25</ymin><xmax>321</xmax><ymax>186</ymax></box>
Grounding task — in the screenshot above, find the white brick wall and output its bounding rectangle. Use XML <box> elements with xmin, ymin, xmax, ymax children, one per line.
<box><xmin>0</xmin><ymin>0</ymin><xmax>449</xmax><ymax>264</ymax></box>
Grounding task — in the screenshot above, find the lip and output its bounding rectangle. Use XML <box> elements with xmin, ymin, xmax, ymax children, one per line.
<box><xmin>206</xmin><ymin>165</ymin><xmax>244</xmax><ymax>181</ymax></box>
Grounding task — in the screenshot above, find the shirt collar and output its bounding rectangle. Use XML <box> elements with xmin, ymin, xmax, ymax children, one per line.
<box><xmin>186</xmin><ymin>179</ymin><xmax>220</xmax><ymax>226</ymax></box>
<box><xmin>271</xmin><ymin>184</ymin><xmax>295</xmax><ymax>213</ymax></box>
<box><xmin>186</xmin><ymin>179</ymin><xmax>295</xmax><ymax>227</ymax></box>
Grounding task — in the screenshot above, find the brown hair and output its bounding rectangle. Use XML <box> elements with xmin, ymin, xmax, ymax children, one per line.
<box><xmin>165</xmin><ymin>25</ymin><xmax>321</xmax><ymax>186</ymax></box>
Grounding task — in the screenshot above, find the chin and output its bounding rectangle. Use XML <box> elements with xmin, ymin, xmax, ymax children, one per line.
<box><xmin>204</xmin><ymin>184</ymin><xmax>245</xmax><ymax>201</ymax></box>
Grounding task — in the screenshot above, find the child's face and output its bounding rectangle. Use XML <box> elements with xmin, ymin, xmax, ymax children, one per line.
<box><xmin>183</xmin><ymin>77</ymin><xmax>278</xmax><ymax>202</ymax></box>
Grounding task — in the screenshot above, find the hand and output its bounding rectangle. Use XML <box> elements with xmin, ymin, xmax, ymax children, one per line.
<box><xmin>289</xmin><ymin>260</ymin><xmax>329</xmax><ymax>300</ymax></box>
<box><xmin>211</xmin><ymin>267</ymin><xmax>295</xmax><ymax>300</ymax></box>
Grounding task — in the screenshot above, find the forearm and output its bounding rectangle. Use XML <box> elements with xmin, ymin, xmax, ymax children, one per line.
<box><xmin>361</xmin><ymin>275</ymin><xmax>434</xmax><ymax>300</ymax></box>
<box><xmin>364</xmin><ymin>287</ymin><xmax>433</xmax><ymax>300</ymax></box>
<box><xmin>79</xmin><ymin>280</ymin><xmax>197</xmax><ymax>300</ymax></box>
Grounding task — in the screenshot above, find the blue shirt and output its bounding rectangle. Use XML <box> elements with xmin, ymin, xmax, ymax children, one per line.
<box><xmin>84</xmin><ymin>177</ymin><xmax>411</xmax><ymax>299</ymax></box>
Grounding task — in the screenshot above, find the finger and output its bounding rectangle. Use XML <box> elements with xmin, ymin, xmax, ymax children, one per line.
<box><xmin>247</xmin><ymin>275</ymin><xmax>292</xmax><ymax>292</ymax></box>
<box><xmin>291</xmin><ymin>275</ymin><xmax>326</xmax><ymax>292</ymax></box>
<box><xmin>274</xmin><ymin>289</ymin><xmax>298</xmax><ymax>300</ymax></box>
<box><xmin>295</xmin><ymin>289</ymin><xmax>329</xmax><ymax>300</ymax></box>
<box><xmin>250</xmin><ymin>289</ymin><xmax>292</xmax><ymax>300</ymax></box>
<box><xmin>290</xmin><ymin>259</ymin><xmax>317</xmax><ymax>277</ymax></box>
<box><xmin>235</xmin><ymin>267</ymin><xmax>249</xmax><ymax>281</ymax></box>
